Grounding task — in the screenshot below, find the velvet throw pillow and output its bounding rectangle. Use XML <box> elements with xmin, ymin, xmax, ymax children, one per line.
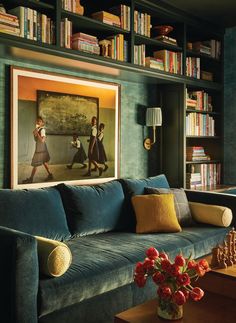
<box><xmin>131</xmin><ymin>194</ymin><xmax>182</xmax><ymax>234</ymax></box>
<box><xmin>145</xmin><ymin>187</ymin><xmax>194</xmax><ymax>227</ymax></box>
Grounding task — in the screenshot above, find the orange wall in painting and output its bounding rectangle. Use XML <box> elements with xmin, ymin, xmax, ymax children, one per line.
<box><xmin>18</xmin><ymin>75</ymin><xmax>116</xmax><ymax>108</ymax></box>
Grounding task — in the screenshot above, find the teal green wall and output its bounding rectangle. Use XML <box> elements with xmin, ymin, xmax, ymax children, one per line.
<box><xmin>0</xmin><ymin>57</ymin><xmax>158</xmax><ymax>188</ymax></box>
<box><xmin>224</xmin><ymin>26</ymin><xmax>236</xmax><ymax>184</ymax></box>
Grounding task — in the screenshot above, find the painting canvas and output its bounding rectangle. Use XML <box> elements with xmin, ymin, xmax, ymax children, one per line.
<box><xmin>11</xmin><ymin>67</ymin><xmax>120</xmax><ymax>189</ymax></box>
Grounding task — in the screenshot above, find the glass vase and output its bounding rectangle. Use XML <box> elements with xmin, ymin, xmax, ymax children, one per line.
<box><xmin>157</xmin><ymin>302</ymin><xmax>183</xmax><ymax>320</ymax></box>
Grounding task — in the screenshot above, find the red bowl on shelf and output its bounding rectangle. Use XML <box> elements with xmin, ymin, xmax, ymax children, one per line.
<box><xmin>152</xmin><ymin>25</ymin><xmax>173</xmax><ymax>36</ymax></box>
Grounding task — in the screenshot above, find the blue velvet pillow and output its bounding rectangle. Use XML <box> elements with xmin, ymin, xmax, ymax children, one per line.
<box><xmin>57</xmin><ymin>180</ymin><xmax>125</xmax><ymax>237</ymax></box>
<box><xmin>118</xmin><ymin>174</ymin><xmax>170</xmax><ymax>231</ymax></box>
<box><xmin>0</xmin><ymin>187</ymin><xmax>71</xmax><ymax>241</ymax></box>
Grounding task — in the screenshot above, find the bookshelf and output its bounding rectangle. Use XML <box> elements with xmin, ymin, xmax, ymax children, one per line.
<box><xmin>0</xmin><ymin>0</ymin><xmax>225</xmax><ymax>190</ymax></box>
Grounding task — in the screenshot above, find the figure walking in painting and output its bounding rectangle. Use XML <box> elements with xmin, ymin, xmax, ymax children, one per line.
<box><xmin>22</xmin><ymin>116</ymin><xmax>53</xmax><ymax>184</ymax></box>
<box><xmin>67</xmin><ymin>134</ymin><xmax>87</xmax><ymax>169</ymax></box>
<box><xmin>98</xmin><ymin>123</ymin><xmax>108</xmax><ymax>171</ymax></box>
<box><xmin>84</xmin><ymin>116</ymin><xmax>103</xmax><ymax>177</ymax></box>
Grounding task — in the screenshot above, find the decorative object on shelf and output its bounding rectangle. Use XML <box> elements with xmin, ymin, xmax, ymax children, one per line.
<box><xmin>0</xmin><ymin>3</ymin><xmax>6</xmax><ymax>13</ymax></box>
<box><xmin>99</xmin><ymin>39</ymin><xmax>112</xmax><ymax>57</ymax></box>
<box><xmin>134</xmin><ymin>247</ymin><xmax>210</xmax><ymax>320</ymax></box>
<box><xmin>201</xmin><ymin>70</ymin><xmax>213</xmax><ymax>81</ymax></box>
<box><xmin>75</xmin><ymin>0</ymin><xmax>84</xmax><ymax>15</ymax></box>
<box><xmin>143</xmin><ymin>107</ymin><xmax>162</xmax><ymax>150</ymax></box>
<box><xmin>211</xmin><ymin>228</ymin><xmax>236</xmax><ymax>268</ymax></box>
<box><xmin>152</xmin><ymin>25</ymin><xmax>173</xmax><ymax>36</ymax></box>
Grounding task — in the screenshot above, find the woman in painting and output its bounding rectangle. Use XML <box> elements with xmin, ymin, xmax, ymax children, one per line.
<box><xmin>84</xmin><ymin>116</ymin><xmax>103</xmax><ymax>177</ymax></box>
<box><xmin>98</xmin><ymin>123</ymin><xmax>108</xmax><ymax>171</ymax></box>
<box><xmin>22</xmin><ymin>116</ymin><xmax>53</xmax><ymax>183</ymax></box>
<box><xmin>67</xmin><ymin>134</ymin><xmax>87</xmax><ymax>169</ymax></box>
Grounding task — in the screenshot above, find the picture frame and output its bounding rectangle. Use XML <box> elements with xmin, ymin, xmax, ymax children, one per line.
<box><xmin>11</xmin><ymin>66</ymin><xmax>120</xmax><ymax>189</ymax></box>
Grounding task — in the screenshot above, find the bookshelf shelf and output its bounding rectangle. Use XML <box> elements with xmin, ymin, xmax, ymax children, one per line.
<box><xmin>186</xmin><ymin>160</ymin><xmax>221</xmax><ymax>165</ymax></box>
<box><xmin>0</xmin><ymin>0</ymin><xmax>225</xmax><ymax>190</ymax></box>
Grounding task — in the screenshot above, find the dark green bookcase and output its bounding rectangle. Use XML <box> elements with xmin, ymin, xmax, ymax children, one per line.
<box><xmin>0</xmin><ymin>0</ymin><xmax>225</xmax><ymax>189</ymax></box>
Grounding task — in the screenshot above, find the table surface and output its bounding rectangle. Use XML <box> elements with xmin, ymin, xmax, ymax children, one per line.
<box><xmin>115</xmin><ymin>255</ymin><xmax>236</xmax><ymax>323</ymax></box>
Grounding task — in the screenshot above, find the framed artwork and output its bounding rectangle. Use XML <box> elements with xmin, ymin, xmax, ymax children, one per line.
<box><xmin>11</xmin><ymin>66</ymin><xmax>120</xmax><ymax>189</ymax></box>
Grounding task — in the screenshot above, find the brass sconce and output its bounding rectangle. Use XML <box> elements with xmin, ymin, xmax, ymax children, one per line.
<box><xmin>143</xmin><ymin>107</ymin><xmax>162</xmax><ymax>150</ymax></box>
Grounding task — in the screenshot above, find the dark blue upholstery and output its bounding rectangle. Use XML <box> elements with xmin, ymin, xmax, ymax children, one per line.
<box><xmin>57</xmin><ymin>180</ymin><xmax>125</xmax><ymax>237</ymax></box>
<box><xmin>38</xmin><ymin>226</ymin><xmax>229</xmax><ymax>317</ymax></box>
<box><xmin>0</xmin><ymin>187</ymin><xmax>71</xmax><ymax>240</ymax></box>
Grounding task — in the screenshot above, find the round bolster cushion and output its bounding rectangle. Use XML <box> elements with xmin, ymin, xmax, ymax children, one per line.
<box><xmin>189</xmin><ymin>202</ymin><xmax>233</xmax><ymax>227</ymax></box>
<box><xmin>35</xmin><ymin>236</ymin><xmax>72</xmax><ymax>277</ymax></box>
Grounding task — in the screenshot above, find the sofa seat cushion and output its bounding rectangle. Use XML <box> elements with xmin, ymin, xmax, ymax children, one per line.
<box><xmin>0</xmin><ymin>187</ymin><xmax>71</xmax><ymax>240</ymax></box>
<box><xmin>57</xmin><ymin>181</ymin><xmax>125</xmax><ymax>237</ymax></box>
<box><xmin>38</xmin><ymin>226</ymin><xmax>229</xmax><ymax>317</ymax></box>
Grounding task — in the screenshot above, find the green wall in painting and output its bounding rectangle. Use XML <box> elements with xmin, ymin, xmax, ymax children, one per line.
<box><xmin>0</xmin><ymin>57</ymin><xmax>159</xmax><ymax>188</ymax></box>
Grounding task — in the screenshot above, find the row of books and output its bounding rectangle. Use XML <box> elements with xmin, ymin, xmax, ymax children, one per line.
<box><xmin>186</xmin><ymin>112</ymin><xmax>215</xmax><ymax>136</ymax></box>
<box><xmin>108</xmin><ymin>5</ymin><xmax>131</xmax><ymax>31</ymax></box>
<box><xmin>134</xmin><ymin>10</ymin><xmax>151</xmax><ymax>37</ymax></box>
<box><xmin>186</xmin><ymin>146</ymin><xmax>210</xmax><ymax>161</ymax></box>
<box><xmin>106</xmin><ymin>34</ymin><xmax>128</xmax><ymax>61</ymax></box>
<box><xmin>9</xmin><ymin>6</ymin><xmax>54</xmax><ymax>44</ymax></box>
<box><xmin>186</xmin><ymin>57</ymin><xmax>200</xmax><ymax>79</ymax></box>
<box><xmin>188</xmin><ymin>40</ymin><xmax>221</xmax><ymax>60</ymax></box>
<box><xmin>134</xmin><ymin>44</ymin><xmax>145</xmax><ymax>66</ymax></box>
<box><xmin>186</xmin><ymin>90</ymin><xmax>213</xmax><ymax>111</ymax></box>
<box><xmin>61</xmin><ymin>0</ymin><xmax>83</xmax><ymax>15</ymax></box>
<box><xmin>154</xmin><ymin>50</ymin><xmax>183</xmax><ymax>74</ymax></box>
<box><xmin>0</xmin><ymin>11</ymin><xmax>20</xmax><ymax>36</ymax></box>
<box><xmin>186</xmin><ymin>163</ymin><xmax>221</xmax><ymax>188</ymax></box>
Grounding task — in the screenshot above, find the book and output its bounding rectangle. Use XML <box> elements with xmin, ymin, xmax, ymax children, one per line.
<box><xmin>154</xmin><ymin>35</ymin><xmax>177</xmax><ymax>45</ymax></box>
<box><xmin>91</xmin><ymin>11</ymin><xmax>120</xmax><ymax>27</ymax></box>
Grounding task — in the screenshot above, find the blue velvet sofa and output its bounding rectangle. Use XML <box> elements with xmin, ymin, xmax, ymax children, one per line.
<box><xmin>0</xmin><ymin>174</ymin><xmax>236</xmax><ymax>323</ymax></box>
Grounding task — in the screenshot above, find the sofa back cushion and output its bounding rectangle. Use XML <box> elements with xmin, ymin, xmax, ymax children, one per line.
<box><xmin>0</xmin><ymin>187</ymin><xmax>71</xmax><ymax>240</ymax></box>
<box><xmin>118</xmin><ymin>174</ymin><xmax>170</xmax><ymax>231</ymax></box>
<box><xmin>57</xmin><ymin>180</ymin><xmax>125</xmax><ymax>237</ymax></box>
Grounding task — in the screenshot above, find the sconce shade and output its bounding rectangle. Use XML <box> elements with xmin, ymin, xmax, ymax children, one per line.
<box><xmin>146</xmin><ymin>107</ymin><xmax>162</xmax><ymax>127</ymax></box>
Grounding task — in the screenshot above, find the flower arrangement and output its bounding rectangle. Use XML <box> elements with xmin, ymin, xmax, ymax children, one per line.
<box><xmin>134</xmin><ymin>247</ymin><xmax>210</xmax><ymax>320</ymax></box>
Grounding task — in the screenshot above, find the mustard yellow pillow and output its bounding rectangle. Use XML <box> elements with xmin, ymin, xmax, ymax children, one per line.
<box><xmin>131</xmin><ymin>194</ymin><xmax>182</xmax><ymax>233</ymax></box>
<box><xmin>36</xmin><ymin>236</ymin><xmax>72</xmax><ymax>277</ymax></box>
<box><xmin>189</xmin><ymin>202</ymin><xmax>232</xmax><ymax>227</ymax></box>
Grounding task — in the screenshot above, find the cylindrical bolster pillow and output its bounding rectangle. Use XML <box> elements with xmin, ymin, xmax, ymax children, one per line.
<box><xmin>189</xmin><ymin>202</ymin><xmax>233</xmax><ymax>227</ymax></box>
<box><xmin>35</xmin><ymin>236</ymin><xmax>72</xmax><ymax>277</ymax></box>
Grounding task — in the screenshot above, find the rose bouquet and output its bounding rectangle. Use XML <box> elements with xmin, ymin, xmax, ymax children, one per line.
<box><xmin>134</xmin><ymin>247</ymin><xmax>210</xmax><ymax>320</ymax></box>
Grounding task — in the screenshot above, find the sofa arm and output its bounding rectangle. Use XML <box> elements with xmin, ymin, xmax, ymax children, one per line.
<box><xmin>185</xmin><ymin>190</ymin><xmax>236</xmax><ymax>227</ymax></box>
<box><xmin>0</xmin><ymin>226</ymin><xmax>39</xmax><ymax>323</ymax></box>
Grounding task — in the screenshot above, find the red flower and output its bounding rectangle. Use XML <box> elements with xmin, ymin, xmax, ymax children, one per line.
<box><xmin>134</xmin><ymin>274</ymin><xmax>147</xmax><ymax>287</ymax></box>
<box><xmin>159</xmin><ymin>252</ymin><xmax>169</xmax><ymax>260</ymax></box>
<box><xmin>194</xmin><ymin>264</ymin><xmax>206</xmax><ymax>277</ymax></box>
<box><xmin>180</xmin><ymin>288</ymin><xmax>190</xmax><ymax>300</ymax></box>
<box><xmin>198</xmin><ymin>259</ymin><xmax>211</xmax><ymax>272</ymax></box>
<box><xmin>152</xmin><ymin>272</ymin><xmax>165</xmax><ymax>285</ymax></box>
<box><xmin>190</xmin><ymin>287</ymin><xmax>204</xmax><ymax>301</ymax></box>
<box><xmin>143</xmin><ymin>258</ymin><xmax>155</xmax><ymax>271</ymax></box>
<box><xmin>175</xmin><ymin>255</ymin><xmax>185</xmax><ymax>267</ymax></box>
<box><xmin>157</xmin><ymin>285</ymin><xmax>172</xmax><ymax>300</ymax></box>
<box><xmin>146</xmin><ymin>247</ymin><xmax>159</xmax><ymax>260</ymax></box>
<box><xmin>169</xmin><ymin>264</ymin><xmax>181</xmax><ymax>277</ymax></box>
<box><xmin>187</xmin><ymin>259</ymin><xmax>197</xmax><ymax>269</ymax></box>
<box><xmin>134</xmin><ymin>262</ymin><xmax>146</xmax><ymax>275</ymax></box>
<box><xmin>177</xmin><ymin>273</ymin><xmax>190</xmax><ymax>286</ymax></box>
<box><xmin>173</xmin><ymin>290</ymin><xmax>186</xmax><ymax>305</ymax></box>
<box><xmin>161</xmin><ymin>259</ymin><xmax>172</xmax><ymax>272</ymax></box>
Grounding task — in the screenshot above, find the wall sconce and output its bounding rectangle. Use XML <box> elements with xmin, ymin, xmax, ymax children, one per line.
<box><xmin>143</xmin><ymin>107</ymin><xmax>162</xmax><ymax>150</ymax></box>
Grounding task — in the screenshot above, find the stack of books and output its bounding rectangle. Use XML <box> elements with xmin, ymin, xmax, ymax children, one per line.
<box><xmin>0</xmin><ymin>10</ymin><xmax>20</xmax><ymax>36</ymax></box>
<box><xmin>145</xmin><ymin>57</ymin><xmax>164</xmax><ymax>70</ymax></box>
<box><xmin>153</xmin><ymin>50</ymin><xmax>182</xmax><ymax>74</ymax></box>
<box><xmin>61</xmin><ymin>0</ymin><xmax>84</xmax><ymax>15</ymax></box>
<box><xmin>186</xmin><ymin>112</ymin><xmax>215</xmax><ymax>136</ymax></box>
<box><xmin>91</xmin><ymin>11</ymin><xmax>120</xmax><ymax>27</ymax></box>
<box><xmin>72</xmin><ymin>32</ymin><xmax>100</xmax><ymax>55</ymax></box>
<box><xmin>134</xmin><ymin>44</ymin><xmax>145</xmax><ymax>66</ymax></box>
<box><xmin>108</xmin><ymin>4</ymin><xmax>130</xmax><ymax>31</ymax></box>
<box><xmin>9</xmin><ymin>6</ymin><xmax>54</xmax><ymax>43</ymax></box>
<box><xmin>186</xmin><ymin>146</ymin><xmax>210</xmax><ymax>161</ymax></box>
<box><xmin>192</xmin><ymin>41</ymin><xmax>211</xmax><ymax>56</ymax></box>
<box><xmin>155</xmin><ymin>35</ymin><xmax>177</xmax><ymax>46</ymax></box>
<box><xmin>186</xmin><ymin>172</ymin><xmax>202</xmax><ymax>189</ymax></box>
<box><xmin>189</xmin><ymin>40</ymin><xmax>221</xmax><ymax>59</ymax></box>
<box><xmin>134</xmin><ymin>10</ymin><xmax>151</xmax><ymax>37</ymax></box>
<box><xmin>186</xmin><ymin>90</ymin><xmax>213</xmax><ymax>111</ymax></box>
<box><xmin>186</xmin><ymin>57</ymin><xmax>200</xmax><ymax>79</ymax></box>
<box><xmin>60</xmin><ymin>18</ymin><xmax>72</xmax><ymax>48</ymax></box>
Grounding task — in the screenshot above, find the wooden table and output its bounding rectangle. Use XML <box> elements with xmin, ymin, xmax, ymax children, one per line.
<box><xmin>115</xmin><ymin>255</ymin><xmax>236</xmax><ymax>323</ymax></box>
